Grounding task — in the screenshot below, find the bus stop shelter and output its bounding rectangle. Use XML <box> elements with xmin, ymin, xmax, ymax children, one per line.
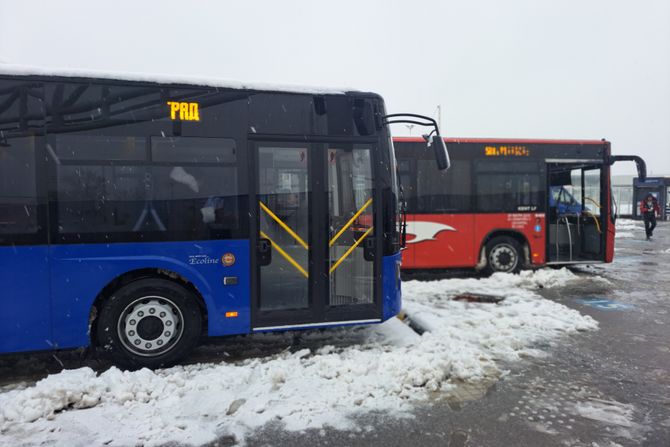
<box><xmin>633</xmin><ymin>177</ymin><xmax>670</xmax><ymax>221</ymax></box>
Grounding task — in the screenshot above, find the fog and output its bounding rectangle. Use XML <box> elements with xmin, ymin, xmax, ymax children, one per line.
<box><xmin>1</xmin><ymin>0</ymin><xmax>668</xmax><ymax>175</ymax></box>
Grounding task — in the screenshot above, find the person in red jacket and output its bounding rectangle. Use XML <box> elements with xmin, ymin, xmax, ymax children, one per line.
<box><xmin>639</xmin><ymin>193</ymin><xmax>660</xmax><ymax>240</ymax></box>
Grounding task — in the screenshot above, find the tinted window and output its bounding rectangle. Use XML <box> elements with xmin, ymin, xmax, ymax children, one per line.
<box><xmin>54</xmin><ymin>135</ymin><xmax>243</xmax><ymax>241</ymax></box>
<box><xmin>54</xmin><ymin>135</ymin><xmax>146</xmax><ymax>161</ymax></box>
<box><xmin>0</xmin><ymin>138</ymin><xmax>39</xmax><ymax>234</ymax></box>
<box><xmin>0</xmin><ymin>80</ymin><xmax>44</xmax><ymax>238</ymax></box>
<box><xmin>415</xmin><ymin>159</ymin><xmax>472</xmax><ymax>212</ymax></box>
<box><xmin>152</xmin><ymin>137</ymin><xmax>236</xmax><ymax>163</ymax></box>
<box><xmin>475</xmin><ymin>160</ymin><xmax>543</xmax><ymax>212</ymax></box>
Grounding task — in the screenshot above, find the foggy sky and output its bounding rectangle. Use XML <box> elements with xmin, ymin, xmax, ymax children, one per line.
<box><xmin>1</xmin><ymin>0</ymin><xmax>668</xmax><ymax>175</ymax></box>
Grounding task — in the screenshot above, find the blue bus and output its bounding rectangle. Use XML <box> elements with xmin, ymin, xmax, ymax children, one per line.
<box><xmin>0</xmin><ymin>69</ymin><xmax>447</xmax><ymax>368</ymax></box>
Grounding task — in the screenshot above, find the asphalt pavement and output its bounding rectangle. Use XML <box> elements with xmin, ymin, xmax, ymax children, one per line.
<box><xmin>236</xmin><ymin>222</ymin><xmax>670</xmax><ymax>447</ymax></box>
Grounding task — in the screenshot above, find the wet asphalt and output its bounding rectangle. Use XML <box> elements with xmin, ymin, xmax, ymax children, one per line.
<box><xmin>234</xmin><ymin>223</ymin><xmax>670</xmax><ymax>447</ymax></box>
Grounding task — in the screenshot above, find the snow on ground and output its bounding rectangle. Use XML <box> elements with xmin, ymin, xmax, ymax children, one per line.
<box><xmin>615</xmin><ymin>219</ymin><xmax>642</xmax><ymax>231</ymax></box>
<box><xmin>573</xmin><ymin>399</ymin><xmax>635</xmax><ymax>428</ymax></box>
<box><xmin>615</xmin><ymin>219</ymin><xmax>643</xmax><ymax>239</ymax></box>
<box><xmin>0</xmin><ymin>269</ymin><xmax>598</xmax><ymax>446</ymax></box>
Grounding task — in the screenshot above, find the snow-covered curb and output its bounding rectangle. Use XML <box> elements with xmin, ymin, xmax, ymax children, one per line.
<box><xmin>0</xmin><ymin>269</ymin><xmax>598</xmax><ymax>446</ymax></box>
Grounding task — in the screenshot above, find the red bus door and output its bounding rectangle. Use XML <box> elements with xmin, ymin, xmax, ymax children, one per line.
<box><xmin>547</xmin><ymin>162</ymin><xmax>607</xmax><ymax>264</ymax></box>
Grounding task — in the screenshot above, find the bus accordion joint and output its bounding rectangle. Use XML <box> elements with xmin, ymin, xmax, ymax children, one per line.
<box><xmin>329</xmin><ymin>198</ymin><xmax>373</xmax><ymax>247</ymax></box>
<box><xmin>330</xmin><ymin>226</ymin><xmax>374</xmax><ymax>274</ymax></box>
<box><xmin>259</xmin><ymin>201</ymin><xmax>308</xmax><ymax>250</ymax></box>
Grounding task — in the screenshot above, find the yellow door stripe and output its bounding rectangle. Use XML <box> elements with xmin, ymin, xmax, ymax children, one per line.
<box><xmin>260</xmin><ymin>230</ymin><xmax>309</xmax><ymax>278</ymax></box>
<box><xmin>583</xmin><ymin>211</ymin><xmax>602</xmax><ymax>233</ymax></box>
<box><xmin>329</xmin><ymin>226</ymin><xmax>374</xmax><ymax>274</ymax></box>
<box><xmin>259</xmin><ymin>201</ymin><xmax>309</xmax><ymax>250</ymax></box>
<box><xmin>329</xmin><ymin>198</ymin><xmax>373</xmax><ymax>247</ymax></box>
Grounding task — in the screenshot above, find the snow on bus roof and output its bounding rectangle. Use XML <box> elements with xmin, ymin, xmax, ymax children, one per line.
<box><xmin>0</xmin><ymin>63</ymin><xmax>355</xmax><ymax>95</ymax></box>
<box><xmin>394</xmin><ymin>136</ymin><xmax>607</xmax><ymax>145</ymax></box>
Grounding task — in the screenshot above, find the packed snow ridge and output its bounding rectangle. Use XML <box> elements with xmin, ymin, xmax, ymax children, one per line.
<box><xmin>0</xmin><ymin>269</ymin><xmax>598</xmax><ymax>446</ymax></box>
<box><xmin>0</xmin><ymin>63</ymin><xmax>352</xmax><ymax>95</ymax></box>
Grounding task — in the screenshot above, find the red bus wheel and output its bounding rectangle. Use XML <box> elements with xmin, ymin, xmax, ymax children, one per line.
<box><xmin>484</xmin><ymin>236</ymin><xmax>522</xmax><ymax>275</ymax></box>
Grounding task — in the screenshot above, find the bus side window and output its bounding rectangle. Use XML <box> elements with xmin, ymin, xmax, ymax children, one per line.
<box><xmin>0</xmin><ymin>81</ymin><xmax>43</xmax><ymax>238</ymax></box>
<box><xmin>53</xmin><ymin>135</ymin><xmax>147</xmax><ymax>238</ymax></box>
<box><xmin>474</xmin><ymin>160</ymin><xmax>542</xmax><ymax>212</ymax></box>
<box><xmin>151</xmin><ymin>136</ymin><xmax>241</xmax><ymax>238</ymax></box>
<box><xmin>0</xmin><ymin>137</ymin><xmax>39</xmax><ymax>235</ymax></box>
<box><xmin>416</xmin><ymin>158</ymin><xmax>472</xmax><ymax>213</ymax></box>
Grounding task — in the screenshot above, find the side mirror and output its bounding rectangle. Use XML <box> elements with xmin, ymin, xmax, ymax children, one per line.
<box><xmin>430</xmin><ymin>135</ymin><xmax>450</xmax><ymax>171</ymax></box>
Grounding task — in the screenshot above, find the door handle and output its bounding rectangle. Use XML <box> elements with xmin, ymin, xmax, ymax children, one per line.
<box><xmin>258</xmin><ymin>238</ymin><xmax>272</xmax><ymax>266</ymax></box>
<box><xmin>363</xmin><ymin>236</ymin><xmax>375</xmax><ymax>262</ymax></box>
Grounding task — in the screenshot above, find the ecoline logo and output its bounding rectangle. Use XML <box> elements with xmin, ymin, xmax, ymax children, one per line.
<box><xmin>188</xmin><ymin>254</ymin><xmax>220</xmax><ymax>265</ymax></box>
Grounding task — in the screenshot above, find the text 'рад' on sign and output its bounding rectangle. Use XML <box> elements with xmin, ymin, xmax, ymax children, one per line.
<box><xmin>167</xmin><ymin>101</ymin><xmax>200</xmax><ymax>121</ymax></box>
<box><xmin>576</xmin><ymin>298</ymin><xmax>634</xmax><ymax>311</ymax></box>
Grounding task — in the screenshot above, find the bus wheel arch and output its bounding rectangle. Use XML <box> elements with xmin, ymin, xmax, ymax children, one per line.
<box><xmin>89</xmin><ymin>269</ymin><xmax>208</xmax><ymax>368</ymax></box>
<box><xmin>478</xmin><ymin>231</ymin><xmax>530</xmax><ymax>275</ymax></box>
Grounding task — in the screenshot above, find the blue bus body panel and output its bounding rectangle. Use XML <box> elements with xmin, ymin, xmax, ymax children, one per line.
<box><xmin>50</xmin><ymin>239</ymin><xmax>251</xmax><ymax>349</ymax></box>
<box><xmin>0</xmin><ymin>245</ymin><xmax>52</xmax><ymax>353</ymax></box>
<box><xmin>382</xmin><ymin>253</ymin><xmax>402</xmax><ymax>321</ymax></box>
<box><xmin>3</xmin><ymin>242</ymin><xmax>396</xmax><ymax>353</ymax></box>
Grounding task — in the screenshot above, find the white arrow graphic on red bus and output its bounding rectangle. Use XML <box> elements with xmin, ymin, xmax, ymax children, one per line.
<box><xmin>406</xmin><ymin>221</ymin><xmax>457</xmax><ymax>244</ymax></box>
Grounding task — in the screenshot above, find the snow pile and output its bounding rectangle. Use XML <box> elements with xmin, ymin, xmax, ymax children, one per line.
<box><xmin>0</xmin><ymin>269</ymin><xmax>598</xmax><ymax>446</ymax></box>
<box><xmin>403</xmin><ymin>270</ymin><xmax>598</xmax><ymax>366</ymax></box>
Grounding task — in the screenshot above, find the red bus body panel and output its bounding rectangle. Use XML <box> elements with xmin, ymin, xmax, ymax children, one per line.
<box><xmin>403</xmin><ymin>213</ymin><xmax>547</xmax><ymax>269</ymax></box>
<box><xmin>395</xmin><ymin>136</ymin><xmax>614</xmax><ymax>270</ymax></box>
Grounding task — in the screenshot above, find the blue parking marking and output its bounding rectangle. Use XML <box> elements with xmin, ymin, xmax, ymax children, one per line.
<box><xmin>576</xmin><ymin>298</ymin><xmax>634</xmax><ymax>311</ymax></box>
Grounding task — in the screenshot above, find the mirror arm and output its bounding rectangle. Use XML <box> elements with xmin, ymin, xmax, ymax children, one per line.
<box><xmin>382</xmin><ymin>113</ymin><xmax>442</xmax><ymax>136</ymax></box>
<box><xmin>607</xmin><ymin>155</ymin><xmax>647</xmax><ymax>182</ymax></box>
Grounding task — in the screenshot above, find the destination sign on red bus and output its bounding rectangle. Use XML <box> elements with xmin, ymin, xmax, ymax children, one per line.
<box><xmin>484</xmin><ymin>145</ymin><xmax>529</xmax><ymax>157</ymax></box>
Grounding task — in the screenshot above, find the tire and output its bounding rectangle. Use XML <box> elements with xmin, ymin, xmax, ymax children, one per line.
<box><xmin>96</xmin><ymin>278</ymin><xmax>202</xmax><ymax>369</ymax></box>
<box><xmin>484</xmin><ymin>236</ymin><xmax>523</xmax><ymax>275</ymax></box>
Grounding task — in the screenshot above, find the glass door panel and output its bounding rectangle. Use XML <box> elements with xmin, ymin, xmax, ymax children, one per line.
<box><xmin>258</xmin><ymin>146</ymin><xmax>310</xmax><ymax>311</ymax></box>
<box><xmin>327</xmin><ymin>147</ymin><xmax>374</xmax><ymax>307</ymax></box>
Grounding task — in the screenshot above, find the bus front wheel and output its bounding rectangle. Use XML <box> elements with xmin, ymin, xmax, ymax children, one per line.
<box><xmin>96</xmin><ymin>278</ymin><xmax>202</xmax><ymax>369</ymax></box>
<box><xmin>484</xmin><ymin>236</ymin><xmax>522</xmax><ymax>275</ymax></box>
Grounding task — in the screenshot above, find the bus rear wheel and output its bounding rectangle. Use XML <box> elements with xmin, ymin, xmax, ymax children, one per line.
<box><xmin>96</xmin><ymin>278</ymin><xmax>202</xmax><ymax>369</ymax></box>
<box><xmin>484</xmin><ymin>236</ymin><xmax>522</xmax><ymax>275</ymax></box>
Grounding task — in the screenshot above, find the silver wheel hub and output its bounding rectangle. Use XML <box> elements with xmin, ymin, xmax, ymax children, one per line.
<box><xmin>489</xmin><ymin>244</ymin><xmax>518</xmax><ymax>272</ymax></box>
<box><xmin>118</xmin><ymin>296</ymin><xmax>184</xmax><ymax>357</ymax></box>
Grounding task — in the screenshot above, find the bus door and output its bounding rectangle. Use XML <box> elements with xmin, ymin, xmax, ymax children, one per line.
<box><xmin>251</xmin><ymin>143</ymin><xmax>377</xmax><ymax>330</ymax></box>
<box><xmin>547</xmin><ymin>162</ymin><xmax>606</xmax><ymax>263</ymax></box>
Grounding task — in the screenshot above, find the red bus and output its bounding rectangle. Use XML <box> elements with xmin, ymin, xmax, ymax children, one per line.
<box><xmin>394</xmin><ymin>137</ymin><xmax>646</xmax><ymax>273</ymax></box>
